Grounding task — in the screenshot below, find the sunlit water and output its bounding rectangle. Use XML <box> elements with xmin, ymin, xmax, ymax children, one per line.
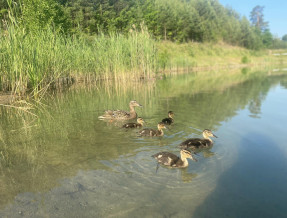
<box><xmin>1</xmin><ymin>68</ymin><xmax>287</xmax><ymax>217</ymax></box>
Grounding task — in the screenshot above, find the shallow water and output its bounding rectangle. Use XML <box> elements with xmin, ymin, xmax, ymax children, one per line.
<box><xmin>1</xmin><ymin>68</ymin><xmax>287</xmax><ymax>217</ymax></box>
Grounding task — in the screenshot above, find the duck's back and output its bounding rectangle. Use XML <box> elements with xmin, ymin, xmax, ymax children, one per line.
<box><xmin>179</xmin><ymin>138</ymin><xmax>211</xmax><ymax>150</ymax></box>
<box><xmin>139</xmin><ymin>128</ymin><xmax>158</xmax><ymax>136</ymax></box>
<box><xmin>122</xmin><ymin>122</ymin><xmax>141</xmax><ymax>128</ymax></box>
<box><xmin>162</xmin><ymin>118</ymin><xmax>173</xmax><ymax>125</ymax></box>
<box><xmin>152</xmin><ymin>152</ymin><xmax>179</xmax><ymax>166</ymax></box>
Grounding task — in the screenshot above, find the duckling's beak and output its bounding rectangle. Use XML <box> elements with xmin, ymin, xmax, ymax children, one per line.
<box><xmin>138</xmin><ymin>104</ymin><xmax>143</xmax><ymax>107</ymax></box>
<box><xmin>212</xmin><ymin>134</ymin><xmax>218</xmax><ymax>138</ymax></box>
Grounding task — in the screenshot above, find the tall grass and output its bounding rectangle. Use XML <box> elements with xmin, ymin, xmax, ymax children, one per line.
<box><xmin>1</xmin><ymin>15</ymin><xmax>285</xmax><ymax>97</ymax></box>
<box><xmin>0</xmin><ymin>23</ymin><xmax>157</xmax><ymax>96</ymax></box>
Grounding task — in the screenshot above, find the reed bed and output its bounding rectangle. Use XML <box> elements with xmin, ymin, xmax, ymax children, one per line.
<box><xmin>1</xmin><ymin>19</ymin><xmax>285</xmax><ymax>98</ymax></box>
<box><xmin>0</xmin><ymin>24</ymin><xmax>157</xmax><ymax>97</ymax></box>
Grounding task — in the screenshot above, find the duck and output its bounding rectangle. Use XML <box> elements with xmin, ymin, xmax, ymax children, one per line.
<box><xmin>98</xmin><ymin>100</ymin><xmax>142</xmax><ymax>120</ymax></box>
<box><xmin>139</xmin><ymin>122</ymin><xmax>166</xmax><ymax>136</ymax></box>
<box><xmin>122</xmin><ymin>117</ymin><xmax>145</xmax><ymax>128</ymax></box>
<box><xmin>152</xmin><ymin>149</ymin><xmax>197</xmax><ymax>168</ymax></box>
<box><xmin>179</xmin><ymin>129</ymin><xmax>217</xmax><ymax>150</ymax></box>
<box><xmin>162</xmin><ymin>111</ymin><xmax>174</xmax><ymax>125</ymax></box>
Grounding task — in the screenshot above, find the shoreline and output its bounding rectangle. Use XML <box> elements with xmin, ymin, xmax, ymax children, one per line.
<box><xmin>1</xmin><ymin>59</ymin><xmax>287</xmax><ymax>105</ymax></box>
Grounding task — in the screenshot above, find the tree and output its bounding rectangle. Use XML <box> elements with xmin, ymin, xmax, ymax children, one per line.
<box><xmin>249</xmin><ymin>5</ymin><xmax>268</xmax><ymax>31</ymax></box>
<box><xmin>21</xmin><ymin>0</ymin><xmax>70</xmax><ymax>33</ymax></box>
<box><xmin>262</xmin><ymin>29</ymin><xmax>273</xmax><ymax>48</ymax></box>
<box><xmin>282</xmin><ymin>34</ymin><xmax>287</xmax><ymax>42</ymax></box>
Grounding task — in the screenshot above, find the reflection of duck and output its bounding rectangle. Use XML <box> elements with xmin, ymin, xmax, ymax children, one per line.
<box><xmin>122</xmin><ymin>117</ymin><xmax>145</xmax><ymax>128</ymax></box>
<box><xmin>139</xmin><ymin>122</ymin><xmax>166</xmax><ymax>136</ymax></box>
<box><xmin>152</xmin><ymin>149</ymin><xmax>197</xmax><ymax>168</ymax></box>
<box><xmin>98</xmin><ymin>100</ymin><xmax>142</xmax><ymax>120</ymax></box>
<box><xmin>181</xmin><ymin>168</ymin><xmax>198</xmax><ymax>183</ymax></box>
<box><xmin>179</xmin><ymin>129</ymin><xmax>217</xmax><ymax>150</ymax></box>
<box><xmin>162</xmin><ymin>111</ymin><xmax>174</xmax><ymax>125</ymax></box>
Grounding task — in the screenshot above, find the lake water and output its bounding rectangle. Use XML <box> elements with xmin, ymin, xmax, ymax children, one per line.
<box><xmin>1</xmin><ymin>67</ymin><xmax>287</xmax><ymax>217</ymax></box>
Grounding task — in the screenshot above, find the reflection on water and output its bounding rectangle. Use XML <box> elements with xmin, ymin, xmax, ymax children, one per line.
<box><xmin>1</xmin><ymin>68</ymin><xmax>287</xmax><ymax>217</ymax></box>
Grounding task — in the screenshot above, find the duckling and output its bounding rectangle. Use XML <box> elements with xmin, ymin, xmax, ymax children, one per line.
<box><xmin>152</xmin><ymin>149</ymin><xmax>197</xmax><ymax>168</ymax></box>
<box><xmin>179</xmin><ymin>129</ymin><xmax>217</xmax><ymax>150</ymax></box>
<box><xmin>162</xmin><ymin>111</ymin><xmax>174</xmax><ymax>125</ymax></box>
<box><xmin>98</xmin><ymin>100</ymin><xmax>142</xmax><ymax>120</ymax></box>
<box><xmin>122</xmin><ymin>117</ymin><xmax>145</xmax><ymax>128</ymax></box>
<box><xmin>139</xmin><ymin>122</ymin><xmax>166</xmax><ymax>136</ymax></box>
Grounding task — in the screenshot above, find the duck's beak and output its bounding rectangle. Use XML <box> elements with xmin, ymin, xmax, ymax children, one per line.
<box><xmin>212</xmin><ymin>133</ymin><xmax>218</xmax><ymax>138</ymax></box>
<box><xmin>138</xmin><ymin>103</ymin><xmax>143</xmax><ymax>107</ymax></box>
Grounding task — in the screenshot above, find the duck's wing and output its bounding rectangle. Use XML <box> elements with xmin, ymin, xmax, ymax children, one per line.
<box><xmin>162</xmin><ymin>118</ymin><xmax>173</xmax><ymax>125</ymax></box>
<box><xmin>122</xmin><ymin>122</ymin><xmax>137</xmax><ymax>128</ymax></box>
<box><xmin>179</xmin><ymin>138</ymin><xmax>206</xmax><ymax>149</ymax></box>
<box><xmin>99</xmin><ymin>109</ymin><xmax>129</xmax><ymax>119</ymax></box>
<box><xmin>152</xmin><ymin>152</ymin><xmax>179</xmax><ymax>166</ymax></box>
<box><xmin>139</xmin><ymin>128</ymin><xmax>157</xmax><ymax>136</ymax></box>
<box><xmin>111</xmin><ymin>110</ymin><xmax>130</xmax><ymax>119</ymax></box>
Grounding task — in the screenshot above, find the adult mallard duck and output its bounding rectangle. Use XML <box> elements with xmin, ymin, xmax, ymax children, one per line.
<box><xmin>179</xmin><ymin>129</ymin><xmax>217</xmax><ymax>150</ymax></box>
<box><xmin>122</xmin><ymin>117</ymin><xmax>145</xmax><ymax>128</ymax></box>
<box><xmin>139</xmin><ymin>122</ymin><xmax>166</xmax><ymax>136</ymax></box>
<box><xmin>152</xmin><ymin>149</ymin><xmax>197</xmax><ymax>168</ymax></box>
<box><xmin>98</xmin><ymin>100</ymin><xmax>142</xmax><ymax>120</ymax></box>
<box><xmin>162</xmin><ymin>111</ymin><xmax>174</xmax><ymax>125</ymax></box>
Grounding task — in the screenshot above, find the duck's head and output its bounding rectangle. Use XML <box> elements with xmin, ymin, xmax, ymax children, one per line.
<box><xmin>202</xmin><ymin>129</ymin><xmax>217</xmax><ymax>138</ymax></box>
<box><xmin>180</xmin><ymin>149</ymin><xmax>197</xmax><ymax>162</ymax></box>
<box><xmin>129</xmin><ymin>100</ymin><xmax>143</xmax><ymax>107</ymax></box>
<box><xmin>157</xmin><ymin>122</ymin><xmax>166</xmax><ymax>130</ymax></box>
<box><xmin>137</xmin><ymin>117</ymin><xmax>145</xmax><ymax>124</ymax></box>
<box><xmin>168</xmin><ymin>111</ymin><xmax>174</xmax><ymax>118</ymax></box>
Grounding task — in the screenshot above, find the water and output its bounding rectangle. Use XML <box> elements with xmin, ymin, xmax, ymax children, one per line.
<box><xmin>1</xmin><ymin>68</ymin><xmax>287</xmax><ymax>217</ymax></box>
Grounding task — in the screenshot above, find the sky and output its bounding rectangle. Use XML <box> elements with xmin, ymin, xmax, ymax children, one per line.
<box><xmin>219</xmin><ymin>0</ymin><xmax>287</xmax><ymax>38</ymax></box>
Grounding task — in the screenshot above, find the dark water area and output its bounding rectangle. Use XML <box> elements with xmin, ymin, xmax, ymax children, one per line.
<box><xmin>0</xmin><ymin>68</ymin><xmax>287</xmax><ymax>217</ymax></box>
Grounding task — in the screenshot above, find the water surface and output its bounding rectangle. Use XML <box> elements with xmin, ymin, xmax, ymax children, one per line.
<box><xmin>0</xmin><ymin>68</ymin><xmax>287</xmax><ymax>217</ymax></box>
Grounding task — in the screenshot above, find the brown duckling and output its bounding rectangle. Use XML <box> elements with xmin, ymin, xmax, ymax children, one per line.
<box><xmin>179</xmin><ymin>129</ymin><xmax>217</xmax><ymax>150</ymax></box>
<box><xmin>162</xmin><ymin>111</ymin><xmax>174</xmax><ymax>125</ymax></box>
<box><xmin>98</xmin><ymin>100</ymin><xmax>142</xmax><ymax>120</ymax></box>
<box><xmin>122</xmin><ymin>117</ymin><xmax>145</xmax><ymax>128</ymax></box>
<box><xmin>139</xmin><ymin>122</ymin><xmax>166</xmax><ymax>136</ymax></box>
<box><xmin>152</xmin><ymin>149</ymin><xmax>197</xmax><ymax>168</ymax></box>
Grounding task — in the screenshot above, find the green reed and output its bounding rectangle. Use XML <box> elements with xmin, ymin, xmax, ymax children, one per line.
<box><xmin>0</xmin><ymin>23</ymin><xmax>157</xmax><ymax>96</ymax></box>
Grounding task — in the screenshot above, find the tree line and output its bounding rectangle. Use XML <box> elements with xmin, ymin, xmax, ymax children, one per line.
<box><xmin>1</xmin><ymin>0</ymin><xmax>286</xmax><ymax>49</ymax></box>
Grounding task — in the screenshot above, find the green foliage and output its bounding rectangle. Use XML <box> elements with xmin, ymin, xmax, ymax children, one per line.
<box><xmin>2</xmin><ymin>0</ymin><xmax>282</xmax><ymax>49</ymax></box>
<box><xmin>56</xmin><ymin>0</ymin><xmax>271</xmax><ymax>48</ymax></box>
<box><xmin>157</xmin><ymin>49</ymin><xmax>170</xmax><ymax>69</ymax></box>
<box><xmin>271</xmin><ymin>37</ymin><xmax>287</xmax><ymax>49</ymax></box>
<box><xmin>20</xmin><ymin>0</ymin><xmax>70</xmax><ymax>33</ymax></box>
<box><xmin>262</xmin><ymin>29</ymin><xmax>273</xmax><ymax>48</ymax></box>
<box><xmin>241</xmin><ymin>56</ymin><xmax>249</xmax><ymax>64</ymax></box>
<box><xmin>0</xmin><ymin>22</ymin><xmax>157</xmax><ymax>95</ymax></box>
<box><xmin>282</xmin><ymin>34</ymin><xmax>287</xmax><ymax>42</ymax></box>
<box><xmin>1</xmin><ymin>0</ymin><xmax>286</xmax><ymax>96</ymax></box>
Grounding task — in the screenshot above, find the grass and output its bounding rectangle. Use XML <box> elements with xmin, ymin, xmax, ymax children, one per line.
<box><xmin>0</xmin><ymin>24</ymin><xmax>157</xmax><ymax>97</ymax></box>
<box><xmin>156</xmin><ymin>41</ymin><xmax>286</xmax><ymax>71</ymax></box>
<box><xmin>1</xmin><ymin>21</ymin><xmax>287</xmax><ymax>98</ymax></box>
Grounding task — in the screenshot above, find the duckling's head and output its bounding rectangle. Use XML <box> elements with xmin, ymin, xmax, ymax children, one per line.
<box><xmin>157</xmin><ymin>122</ymin><xmax>166</xmax><ymax>130</ymax></box>
<box><xmin>203</xmin><ymin>129</ymin><xmax>217</xmax><ymax>138</ymax></box>
<box><xmin>180</xmin><ymin>149</ymin><xmax>197</xmax><ymax>162</ymax></box>
<box><xmin>129</xmin><ymin>100</ymin><xmax>143</xmax><ymax>107</ymax></box>
<box><xmin>137</xmin><ymin>117</ymin><xmax>145</xmax><ymax>124</ymax></box>
<box><xmin>168</xmin><ymin>111</ymin><xmax>174</xmax><ymax>118</ymax></box>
